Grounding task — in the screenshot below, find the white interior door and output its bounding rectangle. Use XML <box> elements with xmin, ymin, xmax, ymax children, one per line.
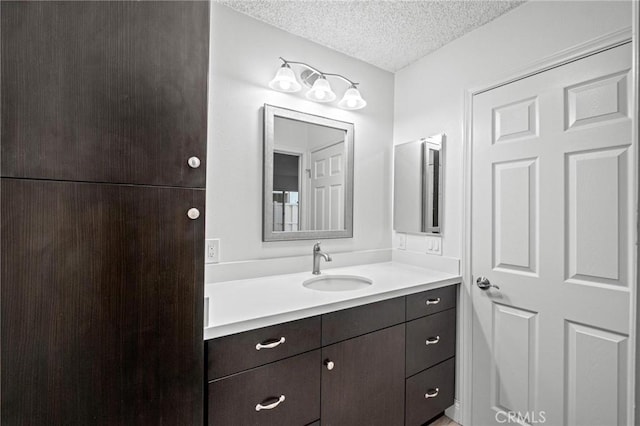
<box><xmin>310</xmin><ymin>141</ymin><xmax>345</xmax><ymax>230</ymax></box>
<box><xmin>471</xmin><ymin>43</ymin><xmax>634</xmax><ymax>425</ymax></box>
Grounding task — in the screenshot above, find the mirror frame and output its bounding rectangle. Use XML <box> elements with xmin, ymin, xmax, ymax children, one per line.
<box><xmin>263</xmin><ymin>104</ymin><xmax>354</xmax><ymax>241</ymax></box>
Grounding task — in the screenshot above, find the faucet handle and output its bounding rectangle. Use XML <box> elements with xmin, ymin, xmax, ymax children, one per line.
<box><xmin>313</xmin><ymin>241</ymin><xmax>321</xmax><ymax>251</ymax></box>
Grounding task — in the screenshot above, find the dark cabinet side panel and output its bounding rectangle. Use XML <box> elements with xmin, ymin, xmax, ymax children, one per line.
<box><xmin>321</xmin><ymin>324</ymin><xmax>405</xmax><ymax>426</ymax></box>
<box><xmin>1</xmin><ymin>1</ymin><xmax>209</xmax><ymax>187</ymax></box>
<box><xmin>1</xmin><ymin>179</ymin><xmax>204</xmax><ymax>425</ymax></box>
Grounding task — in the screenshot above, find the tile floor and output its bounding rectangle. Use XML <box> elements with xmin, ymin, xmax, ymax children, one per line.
<box><xmin>427</xmin><ymin>414</ymin><xmax>460</xmax><ymax>426</ymax></box>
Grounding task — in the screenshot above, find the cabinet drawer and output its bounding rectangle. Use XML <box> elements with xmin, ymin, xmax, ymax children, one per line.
<box><xmin>206</xmin><ymin>316</ymin><xmax>320</xmax><ymax>380</ymax></box>
<box><xmin>406</xmin><ymin>285</ymin><xmax>457</xmax><ymax>321</ymax></box>
<box><xmin>322</xmin><ymin>297</ymin><xmax>405</xmax><ymax>346</ymax></box>
<box><xmin>208</xmin><ymin>350</ymin><xmax>320</xmax><ymax>426</ymax></box>
<box><xmin>406</xmin><ymin>308</ymin><xmax>456</xmax><ymax>377</ymax></box>
<box><xmin>405</xmin><ymin>358</ymin><xmax>455</xmax><ymax>426</ymax></box>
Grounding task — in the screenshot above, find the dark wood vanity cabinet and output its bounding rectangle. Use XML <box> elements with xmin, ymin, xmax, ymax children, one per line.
<box><xmin>1</xmin><ymin>1</ymin><xmax>209</xmax><ymax>424</ymax></box>
<box><xmin>205</xmin><ymin>285</ymin><xmax>458</xmax><ymax>426</ymax></box>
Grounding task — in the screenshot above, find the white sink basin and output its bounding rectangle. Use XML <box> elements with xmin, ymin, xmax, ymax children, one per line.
<box><xmin>303</xmin><ymin>275</ymin><xmax>372</xmax><ymax>292</ymax></box>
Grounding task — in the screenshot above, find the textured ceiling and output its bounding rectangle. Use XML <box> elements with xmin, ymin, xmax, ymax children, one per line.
<box><xmin>220</xmin><ymin>0</ymin><xmax>525</xmax><ymax>72</ymax></box>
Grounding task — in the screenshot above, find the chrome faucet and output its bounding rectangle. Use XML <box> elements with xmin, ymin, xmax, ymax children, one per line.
<box><xmin>312</xmin><ymin>242</ymin><xmax>332</xmax><ymax>275</ymax></box>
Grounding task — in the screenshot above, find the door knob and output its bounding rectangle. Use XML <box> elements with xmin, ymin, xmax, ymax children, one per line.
<box><xmin>476</xmin><ymin>276</ymin><xmax>499</xmax><ymax>290</ymax></box>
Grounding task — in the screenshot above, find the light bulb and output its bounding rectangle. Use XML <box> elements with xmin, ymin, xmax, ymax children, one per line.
<box><xmin>279</xmin><ymin>80</ymin><xmax>291</xmax><ymax>91</ymax></box>
<box><xmin>306</xmin><ymin>76</ymin><xmax>336</xmax><ymax>102</ymax></box>
<box><xmin>338</xmin><ymin>86</ymin><xmax>367</xmax><ymax>110</ymax></box>
<box><xmin>269</xmin><ymin>64</ymin><xmax>301</xmax><ymax>93</ymax></box>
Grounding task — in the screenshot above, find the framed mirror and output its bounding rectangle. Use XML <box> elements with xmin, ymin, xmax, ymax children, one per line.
<box><xmin>393</xmin><ymin>134</ymin><xmax>445</xmax><ymax>235</ymax></box>
<box><xmin>263</xmin><ymin>104</ymin><xmax>354</xmax><ymax>241</ymax></box>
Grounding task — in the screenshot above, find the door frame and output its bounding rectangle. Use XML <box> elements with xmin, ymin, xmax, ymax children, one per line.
<box><xmin>460</xmin><ymin>27</ymin><xmax>636</xmax><ymax>425</ymax></box>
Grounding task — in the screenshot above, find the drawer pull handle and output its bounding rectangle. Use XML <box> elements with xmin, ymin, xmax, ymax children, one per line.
<box><xmin>426</xmin><ymin>297</ymin><xmax>441</xmax><ymax>305</ymax></box>
<box><xmin>255</xmin><ymin>337</ymin><xmax>285</xmax><ymax>350</ymax></box>
<box><xmin>425</xmin><ymin>336</ymin><xmax>440</xmax><ymax>345</ymax></box>
<box><xmin>255</xmin><ymin>395</ymin><xmax>285</xmax><ymax>411</ymax></box>
<box><xmin>425</xmin><ymin>388</ymin><xmax>440</xmax><ymax>399</ymax></box>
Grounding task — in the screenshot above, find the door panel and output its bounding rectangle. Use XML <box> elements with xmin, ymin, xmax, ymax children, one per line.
<box><xmin>1</xmin><ymin>179</ymin><xmax>205</xmax><ymax>424</ymax></box>
<box><xmin>566</xmin><ymin>147</ymin><xmax>628</xmax><ymax>286</ymax></box>
<box><xmin>565</xmin><ymin>322</ymin><xmax>628</xmax><ymax>426</ymax></box>
<box><xmin>472</xmin><ymin>43</ymin><xmax>633</xmax><ymax>425</ymax></box>
<box><xmin>492</xmin><ymin>304</ymin><xmax>538</xmax><ymax>415</ymax></box>
<box><xmin>493</xmin><ymin>158</ymin><xmax>538</xmax><ymax>275</ymax></box>
<box><xmin>0</xmin><ymin>1</ymin><xmax>209</xmax><ymax>187</ymax></box>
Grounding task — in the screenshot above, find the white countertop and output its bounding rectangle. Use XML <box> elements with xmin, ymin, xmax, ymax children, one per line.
<box><xmin>204</xmin><ymin>261</ymin><xmax>461</xmax><ymax>340</ymax></box>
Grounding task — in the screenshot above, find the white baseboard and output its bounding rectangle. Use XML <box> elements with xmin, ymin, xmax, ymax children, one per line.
<box><xmin>205</xmin><ymin>248</ymin><xmax>392</xmax><ymax>283</ymax></box>
<box><xmin>445</xmin><ymin>399</ymin><xmax>463</xmax><ymax>424</ymax></box>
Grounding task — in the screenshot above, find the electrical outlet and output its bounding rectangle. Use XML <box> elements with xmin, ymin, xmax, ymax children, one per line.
<box><xmin>425</xmin><ymin>235</ymin><xmax>442</xmax><ymax>255</ymax></box>
<box><xmin>205</xmin><ymin>239</ymin><xmax>220</xmax><ymax>264</ymax></box>
<box><xmin>397</xmin><ymin>233</ymin><xmax>407</xmax><ymax>250</ymax></box>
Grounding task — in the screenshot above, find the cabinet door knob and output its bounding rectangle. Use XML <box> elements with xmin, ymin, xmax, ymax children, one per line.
<box><xmin>255</xmin><ymin>395</ymin><xmax>285</xmax><ymax>411</ymax></box>
<box><xmin>425</xmin><ymin>388</ymin><xmax>439</xmax><ymax>399</ymax></box>
<box><xmin>187</xmin><ymin>156</ymin><xmax>201</xmax><ymax>169</ymax></box>
<box><xmin>324</xmin><ymin>359</ymin><xmax>335</xmax><ymax>370</ymax></box>
<box><xmin>187</xmin><ymin>208</ymin><xmax>200</xmax><ymax>219</ymax></box>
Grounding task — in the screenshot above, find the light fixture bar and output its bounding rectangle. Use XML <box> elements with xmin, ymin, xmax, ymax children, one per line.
<box><xmin>278</xmin><ymin>57</ymin><xmax>359</xmax><ymax>87</ymax></box>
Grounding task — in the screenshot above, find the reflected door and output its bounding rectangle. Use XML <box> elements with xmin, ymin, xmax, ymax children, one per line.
<box><xmin>471</xmin><ymin>43</ymin><xmax>633</xmax><ymax>425</ymax></box>
<box><xmin>310</xmin><ymin>141</ymin><xmax>345</xmax><ymax>230</ymax></box>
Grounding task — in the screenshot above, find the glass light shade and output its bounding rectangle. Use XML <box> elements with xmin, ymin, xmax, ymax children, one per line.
<box><xmin>338</xmin><ymin>86</ymin><xmax>367</xmax><ymax>110</ymax></box>
<box><xmin>305</xmin><ymin>76</ymin><xmax>336</xmax><ymax>102</ymax></box>
<box><xmin>269</xmin><ymin>65</ymin><xmax>301</xmax><ymax>93</ymax></box>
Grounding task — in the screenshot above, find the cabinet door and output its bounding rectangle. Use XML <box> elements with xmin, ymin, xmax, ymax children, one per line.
<box><xmin>321</xmin><ymin>324</ymin><xmax>405</xmax><ymax>426</ymax></box>
<box><xmin>1</xmin><ymin>179</ymin><xmax>205</xmax><ymax>425</ymax></box>
<box><xmin>1</xmin><ymin>1</ymin><xmax>208</xmax><ymax>187</ymax></box>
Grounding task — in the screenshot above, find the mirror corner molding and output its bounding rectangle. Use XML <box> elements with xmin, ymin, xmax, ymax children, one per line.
<box><xmin>263</xmin><ymin>104</ymin><xmax>354</xmax><ymax>242</ymax></box>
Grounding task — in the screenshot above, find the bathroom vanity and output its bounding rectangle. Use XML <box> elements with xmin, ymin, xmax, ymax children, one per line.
<box><xmin>204</xmin><ymin>263</ymin><xmax>459</xmax><ymax>426</ymax></box>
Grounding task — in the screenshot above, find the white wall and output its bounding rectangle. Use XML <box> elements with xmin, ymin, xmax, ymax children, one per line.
<box><xmin>393</xmin><ymin>0</ymin><xmax>632</xmax><ymax>264</ymax></box>
<box><xmin>207</xmin><ymin>4</ymin><xmax>394</xmax><ymax>282</ymax></box>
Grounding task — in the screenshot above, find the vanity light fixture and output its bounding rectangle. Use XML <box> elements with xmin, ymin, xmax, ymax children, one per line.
<box><xmin>269</xmin><ymin>57</ymin><xmax>367</xmax><ymax>110</ymax></box>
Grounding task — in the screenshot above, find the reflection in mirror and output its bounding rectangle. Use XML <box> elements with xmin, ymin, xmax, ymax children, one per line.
<box><xmin>393</xmin><ymin>134</ymin><xmax>445</xmax><ymax>235</ymax></box>
<box><xmin>264</xmin><ymin>105</ymin><xmax>354</xmax><ymax>241</ymax></box>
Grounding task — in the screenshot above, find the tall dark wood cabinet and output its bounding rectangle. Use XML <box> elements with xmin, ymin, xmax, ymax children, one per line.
<box><xmin>1</xmin><ymin>2</ymin><xmax>209</xmax><ymax>424</ymax></box>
